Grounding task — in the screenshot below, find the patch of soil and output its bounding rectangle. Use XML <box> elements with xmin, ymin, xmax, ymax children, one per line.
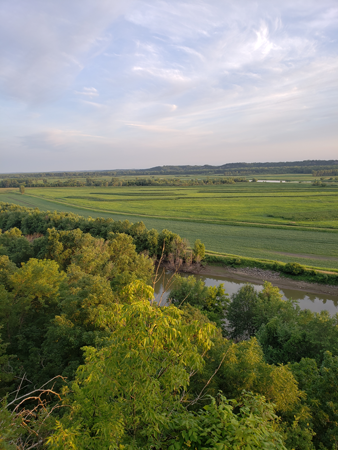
<box><xmin>185</xmin><ymin>265</ymin><xmax>338</xmax><ymax>297</ymax></box>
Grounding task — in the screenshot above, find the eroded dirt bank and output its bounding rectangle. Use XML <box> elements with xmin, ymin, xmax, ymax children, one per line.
<box><xmin>185</xmin><ymin>264</ymin><xmax>338</xmax><ymax>297</ymax></box>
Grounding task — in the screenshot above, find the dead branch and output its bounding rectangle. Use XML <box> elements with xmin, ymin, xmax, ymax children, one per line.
<box><xmin>187</xmin><ymin>347</ymin><xmax>231</xmax><ymax>407</ymax></box>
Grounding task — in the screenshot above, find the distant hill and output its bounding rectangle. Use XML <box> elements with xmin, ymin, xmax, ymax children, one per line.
<box><xmin>1</xmin><ymin>160</ymin><xmax>338</xmax><ymax>179</ymax></box>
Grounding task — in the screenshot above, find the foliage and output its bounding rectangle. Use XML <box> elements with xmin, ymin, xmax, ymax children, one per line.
<box><xmin>0</xmin><ymin>258</ymin><xmax>66</xmax><ymax>389</ymax></box>
<box><xmin>0</xmin><ymin>228</ymin><xmax>33</xmax><ymax>266</ymax></box>
<box><xmin>0</xmin><ymin>328</ymin><xmax>15</xmax><ymax>397</ymax></box>
<box><xmin>167</xmin><ymin>393</ymin><xmax>287</xmax><ymax>450</ymax></box>
<box><xmin>226</xmin><ymin>282</ymin><xmax>338</xmax><ymax>365</ymax></box>
<box><xmin>47</xmin><ymin>299</ymin><xmax>216</xmax><ymax>449</ymax></box>
<box><xmin>193</xmin><ymin>239</ymin><xmax>205</xmax><ymax>262</ymax></box>
<box><xmin>0</xmin><ymin>202</ymin><xmax>192</xmax><ymax>262</ymax></box>
<box><xmin>1</xmin><ymin>198</ymin><xmax>338</xmax><ymax>448</ymax></box>
<box><xmin>291</xmin><ymin>352</ymin><xmax>338</xmax><ymax>449</ymax></box>
<box><xmin>283</xmin><ymin>263</ymin><xmax>305</xmax><ymax>275</ymax></box>
<box><xmin>33</xmin><ymin>228</ymin><xmax>154</xmax><ymax>289</ymax></box>
<box><xmin>169</xmin><ymin>275</ymin><xmax>229</xmax><ymax>330</ymax></box>
<box><xmin>0</xmin><ymin>255</ymin><xmax>17</xmax><ymax>289</ymax></box>
<box><xmin>40</xmin><ymin>268</ymin><xmax>118</xmax><ymax>380</ymax></box>
<box><xmin>193</xmin><ymin>335</ymin><xmax>303</xmax><ymax>412</ymax></box>
<box><xmin>226</xmin><ymin>284</ymin><xmax>259</xmax><ymax>339</ymax></box>
<box><xmin>226</xmin><ymin>282</ymin><xmax>287</xmax><ymax>340</ymax></box>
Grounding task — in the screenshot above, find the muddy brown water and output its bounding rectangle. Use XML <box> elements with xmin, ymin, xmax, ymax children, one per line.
<box><xmin>154</xmin><ymin>272</ymin><xmax>338</xmax><ymax>314</ymax></box>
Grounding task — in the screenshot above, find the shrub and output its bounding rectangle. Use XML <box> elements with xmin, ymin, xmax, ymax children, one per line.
<box><xmin>283</xmin><ymin>263</ymin><xmax>305</xmax><ymax>276</ymax></box>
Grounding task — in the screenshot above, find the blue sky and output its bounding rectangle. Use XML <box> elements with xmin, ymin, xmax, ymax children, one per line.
<box><xmin>1</xmin><ymin>0</ymin><xmax>337</xmax><ymax>173</ymax></box>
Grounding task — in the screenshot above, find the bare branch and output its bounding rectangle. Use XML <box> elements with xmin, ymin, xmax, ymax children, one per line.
<box><xmin>158</xmin><ymin>269</ymin><xmax>178</xmax><ymax>307</ymax></box>
<box><xmin>6</xmin><ymin>376</ymin><xmax>65</xmax><ymax>409</ymax></box>
<box><xmin>187</xmin><ymin>347</ymin><xmax>231</xmax><ymax>407</ymax></box>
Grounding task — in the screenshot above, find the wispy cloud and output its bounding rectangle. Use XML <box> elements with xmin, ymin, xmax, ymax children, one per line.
<box><xmin>75</xmin><ymin>87</ymin><xmax>99</xmax><ymax>97</ymax></box>
<box><xmin>21</xmin><ymin>129</ymin><xmax>104</xmax><ymax>151</ymax></box>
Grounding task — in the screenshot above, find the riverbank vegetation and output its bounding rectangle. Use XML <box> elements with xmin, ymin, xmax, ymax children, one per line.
<box><xmin>1</xmin><ymin>179</ymin><xmax>338</xmax><ymax>271</ymax></box>
<box><xmin>0</xmin><ymin>205</ymin><xmax>337</xmax><ymax>448</ymax></box>
<box><xmin>205</xmin><ymin>254</ymin><xmax>338</xmax><ymax>285</ymax></box>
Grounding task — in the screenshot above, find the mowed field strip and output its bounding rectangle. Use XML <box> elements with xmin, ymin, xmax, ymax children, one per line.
<box><xmin>1</xmin><ymin>182</ymin><xmax>338</xmax><ymax>270</ymax></box>
<box><xmin>21</xmin><ymin>183</ymin><xmax>338</xmax><ymax>228</ymax></box>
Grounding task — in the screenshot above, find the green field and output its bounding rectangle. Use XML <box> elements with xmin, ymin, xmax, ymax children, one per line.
<box><xmin>12</xmin><ymin>183</ymin><xmax>338</xmax><ymax>228</ymax></box>
<box><xmin>1</xmin><ymin>182</ymin><xmax>338</xmax><ymax>270</ymax></box>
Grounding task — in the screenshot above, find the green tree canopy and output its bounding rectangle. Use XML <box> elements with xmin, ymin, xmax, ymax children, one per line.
<box><xmin>170</xmin><ymin>275</ymin><xmax>229</xmax><ymax>330</ymax></box>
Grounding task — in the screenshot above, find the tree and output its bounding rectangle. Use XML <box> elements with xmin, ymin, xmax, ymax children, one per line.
<box><xmin>35</xmin><ymin>228</ymin><xmax>154</xmax><ymax>289</ymax></box>
<box><xmin>0</xmin><ymin>327</ymin><xmax>15</xmax><ymax>396</ymax></box>
<box><xmin>0</xmin><ymin>228</ymin><xmax>33</xmax><ymax>266</ymax></box>
<box><xmin>189</xmin><ymin>332</ymin><xmax>314</xmax><ymax>449</ymax></box>
<box><xmin>167</xmin><ymin>393</ymin><xmax>287</xmax><ymax>450</ymax></box>
<box><xmin>291</xmin><ymin>352</ymin><xmax>338</xmax><ymax>449</ymax></box>
<box><xmin>226</xmin><ymin>281</ymin><xmax>298</xmax><ymax>342</ymax></box>
<box><xmin>19</xmin><ymin>185</ymin><xmax>25</xmax><ymax>194</ymax></box>
<box><xmin>47</xmin><ymin>299</ymin><xmax>216</xmax><ymax>449</ymax></box>
<box><xmin>226</xmin><ymin>283</ymin><xmax>258</xmax><ymax>339</ymax></box>
<box><xmin>256</xmin><ymin>308</ymin><xmax>338</xmax><ymax>365</ymax></box>
<box><xmin>0</xmin><ymin>255</ymin><xmax>17</xmax><ymax>288</ymax></box>
<box><xmin>107</xmin><ymin>233</ymin><xmax>154</xmax><ymax>289</ymax></box>
<box><xmin>0</xmin><ymin>258</ymin><xmax>66</xmax><ymax>387</ymax></box>
<box><xmin>41</xmin><ymin>267</ymin><xmax>119</xmax><ymax>380</ymax></box>
<box><xmin>170</xmin><ymin>275</ymin><xmax>229</xmax><ymax>330</ymax></box>
<box><xmin>47</xmin><ymin>299</ymin><xmax>289</xmax><ymax>450</ymax></box>
<box><xmin>193</xmin><ymin>239</ymin><xmax>205</xmax><ymax>262</ymax></box>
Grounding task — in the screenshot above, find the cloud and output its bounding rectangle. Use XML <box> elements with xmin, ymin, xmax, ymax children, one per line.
<box><xmin>126</xmin><ymin>123</ymin><xmax>178</xmax><ymax>133</ymax></box>
<box><xmin>132</xmin><ymin>66</ymin><xmax>190</xmax><ymax>83</ymax></box>
<box><xmin>21</xmin><ymin>129</ymin><xmax>104</xmax><ymax>151</ymax></box>
<box><xmin>0</xmin><ymin>0</ymin><xmax>132</xmax><ymax>104</ymax></box>
<box><xmin>82</xmin><ymin>101</ymin><xmax>105</xmax><ymax>108</ymax></box>
<box><xmin>75</xmin><ymin>87</ymin><xmax>99</xmax><ymax>97</ymax></box>
<box><xmin>1</xmin><ymin>0</ymin><xmax>338</xmax><ymax>172</ymax></box>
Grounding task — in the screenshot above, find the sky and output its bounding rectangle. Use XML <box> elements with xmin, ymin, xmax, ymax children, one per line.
<box><xmin>0</xmin><ymin>0</ymin><xmax>337</xmax><ymax>173</ymax></box>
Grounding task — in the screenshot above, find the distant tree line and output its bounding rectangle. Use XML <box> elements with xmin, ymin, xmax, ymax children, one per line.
<box><xmin>0</xmin><ymin>176</ymin><xmax>248</xmax><ymax>188</ymax></box>
<box><xmin>1</xmin><ymin>159</ymin><xmax>338</xmax><ymax>180</ymax></box>
<box><xmin>0</xmin><ymin>178</ymin><xmax>86</xmax><ymax>188</ymax></box>
<box><xmin>312</xmin><ymin>169</ymin><xmax>338</xmax><ymax>177</ymax></box>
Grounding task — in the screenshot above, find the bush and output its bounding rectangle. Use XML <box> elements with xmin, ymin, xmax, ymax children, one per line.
<box><xmin>193</xmin><ymin>239</ymin><xmax>205</xmax><ymax>262</ymax></box>
<box><xmin>283</xmin><ymin>263</ymin><xmax>305</xmax><ymax>275</ymax></box>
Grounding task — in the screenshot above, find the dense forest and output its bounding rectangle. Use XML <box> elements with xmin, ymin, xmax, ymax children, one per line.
<box><xmin>1</xmin><ymin>203</ymin><xmax>338</xmax><ymax>449</ymax></box>
<box><xmin>1</xmin><ymin>159</ymin><xmax>338</xmax><ymax>181</ymax></box>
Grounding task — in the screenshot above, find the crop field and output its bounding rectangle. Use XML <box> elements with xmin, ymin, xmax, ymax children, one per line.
<box><xmin>12</xmin><ymin>183</ymin><xmax>338</xmax><ymax>228</ymax></box>
<box><xmin>1</xmin><ymin>182</ymin><xmax>338</xmax><ymax>270</ymax></box>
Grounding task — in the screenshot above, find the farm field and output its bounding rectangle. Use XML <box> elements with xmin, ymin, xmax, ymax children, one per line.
<box><xmin>9</xmin><ymin>183</ymin><xmax>338</xmax><ymax>228</ymax></box>
<box><xmin>1</xmin><ymin>183</ymin><xmax>338</xmax><ymax>270</ymax></box>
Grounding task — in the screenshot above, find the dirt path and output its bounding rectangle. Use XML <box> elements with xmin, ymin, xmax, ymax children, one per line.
<box><xmin>274</xmin><ymin>251</ymin><xmax>338</xmax><ymax>261</ymax></box>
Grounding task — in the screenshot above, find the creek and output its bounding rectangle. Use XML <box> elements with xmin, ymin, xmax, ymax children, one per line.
<box><xmin>154</xmin><ymin>271</ymin><xmax>338</xmax><ymax>314</ymax></box>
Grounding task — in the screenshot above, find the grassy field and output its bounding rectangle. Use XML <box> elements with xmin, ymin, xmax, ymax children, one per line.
<box><xmin>14</xmin><ymin>183</ymin><xmax>338</xmax><ymax>229</ymax></box>
<box><xmin>1</xmin><ymin>183</ymin><xmax>338</xmax><ymax>270</ymax></box>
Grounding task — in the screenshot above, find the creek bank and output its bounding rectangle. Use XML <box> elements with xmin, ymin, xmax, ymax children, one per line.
<box><xmin>169</xmin><ymin>263</ymin><xmax>338</xmax><ymax>297</ymax></box>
